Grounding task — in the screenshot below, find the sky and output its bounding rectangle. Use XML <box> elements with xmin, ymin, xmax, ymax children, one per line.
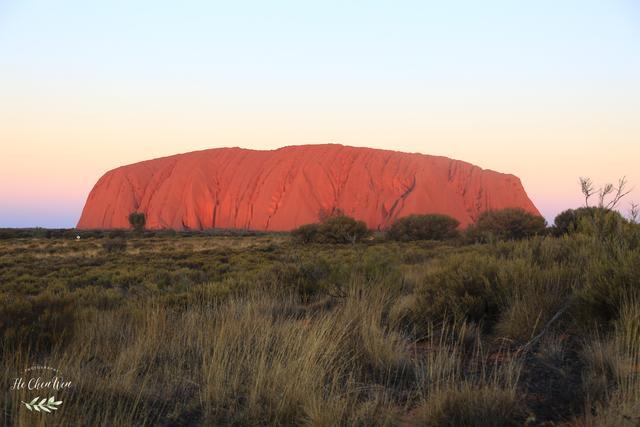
<box><xmin>1</xmin><ymin>0</ymin><xmax>639</xmax><ymax>227</ymax></box>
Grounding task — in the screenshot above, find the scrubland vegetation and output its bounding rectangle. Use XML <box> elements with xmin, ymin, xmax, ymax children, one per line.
<box><xmin>1</xmin><ymin>203</ymin><xmax>639</xmax><ymax>425</ymax></box>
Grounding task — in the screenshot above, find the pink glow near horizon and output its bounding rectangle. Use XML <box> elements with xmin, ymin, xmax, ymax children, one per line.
<box><xmin>2</xmin><ymin>135</ymin><xmax>639</xmax><ymax>228</ymax></box>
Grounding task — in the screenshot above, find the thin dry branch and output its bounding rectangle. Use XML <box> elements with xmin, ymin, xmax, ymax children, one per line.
<box><xmin>580</xmin><ymin>176</ymin><xmax>633</xmax><ymax>210</ymax></box>
<box><xmin>603</xmin><ymin>176</ymin><xmax>632</xmax><ymax>210</ymax></box>
<box><xmin>630</xmin><ymin>202</ymin><xmax>639</xmax><ymax>224</ymax></box>
<box><xmin>580</xmin><ymin>177</ymin><xmax>596</xmax><ymax>207</ymax></box>
<box><xmin>516</xmin><ymin>302</ymin><xmax>571</xmax><ymax>355</ymax></box>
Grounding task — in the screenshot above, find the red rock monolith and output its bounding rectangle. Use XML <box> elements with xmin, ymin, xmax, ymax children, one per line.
<box><xmin>77</xmin><ymin>144</ymin><xmax>540</xmax><ymax>230</ymax></box>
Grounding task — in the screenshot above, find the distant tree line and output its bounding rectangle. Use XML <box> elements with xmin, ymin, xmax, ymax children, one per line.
<box><xmin>291</xmin><ymin>176</ymin><xmax>638</xmax><ymax>244</ymax></box>
<box><xmin>3</xmin><ymin>177</ymin><xmax>634</xmax><ymax>243</ymax></box>
<box><xmin>291</xmin><ymin>208</ymin><xmax>547</xmax><ymax>244</ymax></box>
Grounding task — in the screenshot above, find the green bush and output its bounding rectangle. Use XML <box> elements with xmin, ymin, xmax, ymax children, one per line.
<box><xmin>290</xmin><ymin>223</ymin><xmax>320</xmax><ymax>244</ymax></box>
<box><xmin>318</xmin><ymin>215</ymin><xmax>370</xmax><ymax>243</ymax></box>
<box><xmin>553</xmin><ymin>207</ymin><xmax>626</xmax><ymax>236</ymax></box>
<box><xmin>414</xmin><ymin>254</ymin><xmax>503</xmax><ymax>325</ymax></box>
<box><xmin>574</xmin><ymin>250</ymin><xmax>640</xmax><ymax>328</ymax></box>
<box><xmin>291</xmin><ymin>214</ymin><xmax>370</xmax><ymax>244</ymax></box>
<box><xmin>386</xmin><ymin>214</ymin><xmax>460</xmax><ymax>241</ymax></box>
<box><xmin>128</xmin><ymin>212</ymin><xmax>146</xmax><ymax>232</ymax></box>
<box><xmin>0</xmin><ymin>292</ymin><xmax>76</xmax><ymax>352</ymax></box>
<box><xmin>575</xmin><ymin>209</ymin><xmax>629</xmax><ymax>242</ymax></box>
<box><xmin>553</xmin><ymin>207</ymin><xmax>592</xmax><ymax>235</ymax></box>
<box><xmin>467</xmin><ymin>208</ymin><xmax>547</xmax><ymax>242</ymax></box>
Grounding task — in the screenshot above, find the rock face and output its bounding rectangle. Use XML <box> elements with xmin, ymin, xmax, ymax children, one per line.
<box><xmin>77</xmin><ymin>144</ymin><xmax>540</xmax><ymax>231</ymax></box>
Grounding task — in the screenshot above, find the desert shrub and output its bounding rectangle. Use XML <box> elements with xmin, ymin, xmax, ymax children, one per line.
<box><xmin>552</xmin><ymin>207</ymin><xmax>610</xmax><ymax>236</ymax></box>
<box><xmin>290</xmin><ymin>223</ymin><xmax>320</xmax><ymax>244</ymax></box>
<box><xmin>358</xmin><ymin>248</ymin><xmax>403</xmax><ymax>284</ymax></box>
<box><xmin>128</xmin><ymin>212</ymin><xmax>146</xmax><ymax>232</ymax></box>
<box><xmin>414</xmin><ymin>385</ymin><xmax>525</xmax><ymax>427</ymax></box>
<box><xmin>386</xmin><ymin>214</ymin><xmax>460</xmax><ymax>241</ymax></box>
<box><xmin>318</xmin><ymin>215</ymin><xmax>370</xmax><ymax>244</ymax></box>
<box><xmin>73</xmin><ymin>286</ymin><xmax>124</xmax><ymax>309</ymax></box>
<box><xmin>102</xmin><ymin>237</ymin><xmax>127</xmax><ymax>253</ymax></box>
<box><xmin>401</xmin><ymin>246</ymin><xmax>431</xmax><ymax>264</ymax></box>
<box><xmin>0</xmin><ymin>292</ymin><xmax>76</xmax><ymax>352</ymax></box>
<box><xmin>502</xmin><ymin>234</ymin><xmax>592</xmax><ymax>268</ymax></box>
<box><xmin>255</xmin><ymin>257</ymin><xmax>339</xmax><ymax>300</ymax></box>
<box><xmin>616</xmin><ymin>297</ymin><xmax>640</xmax><ymax>356</ymax></box>
<box><xmin>388</xmin><ymin>294</ymin><xmax>419</xmax><ymax>332</ymax></box>
<box><xmin>188</xmin><ymin>281</ymin><xmax>234</xmax><ymax>303</ymax></box>
<box><xmin>553</xmin><ymin>206</ymin><xmax>632</xmax><ymax>246</ymax></box>
<box><xmin>413</xmin><ymin>254</ymin><xmax>503</xmax><ymax>326</ymax></box>
<box><xmin>495</xmin><ymin>265</ymin><xmax>573</xmax><ymax>342</ymax></box>
<box><xmin>412</xmin><ymin>321</ymin><xmax>525</xmax><ymax>426</ymax></box>
<box><xmin>261</xmin><ymin>249</ymin><xmax>402</xmax><ymax>300</ymax></box>
<box><xmin>338</xmin><ymin>288</ymin><xmax>415</xmax><ymax>383</ymax></box>
<box><xmin>552</xmin><ymin>207</ymin><xmax>581</xmax><ymax>236</ymax></box>
<box><xmin>291</xmin><ymin>214</ymin><xmax>370</xmax><ymax>244</ymax></box>
<box><xmin>576</xmin><ymin>209</ymin><xmax>630</xmax><ymax>244</ymax></box>
<box><xmin>467</xmin><ymin>208</ymin><xmax>547</xmax><ymax>242</ymax></box>
<box><xmin>581</xmin><ymin>299</ymin><xmax>640</xmax><ymax>424</ymax></box>
<box><xmin>581</xmin><ymin>338</ymin><xmax>621</xmax><ymax>406</ymax></box>
<box><xmin>411</xmin><ymin>247</ymin><xmax>576</xmax><ymax>335</ymax></box>
<box><xmin>574</xmin><ymin>249</ymin><xmax>640</xmax><ymax>328</ymax></box>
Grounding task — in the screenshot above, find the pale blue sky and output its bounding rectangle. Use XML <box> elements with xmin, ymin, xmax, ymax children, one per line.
<box><xmin>2</xmin><ymin>1</ymin><xmax>639</xmax><ymax>91</ymax></box>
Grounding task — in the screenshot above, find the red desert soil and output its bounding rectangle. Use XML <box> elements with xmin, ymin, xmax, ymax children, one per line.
<box><xmin>77</xmin><ymin>144</ymin><xmax>540</xmax><ymax>231</ymax></box>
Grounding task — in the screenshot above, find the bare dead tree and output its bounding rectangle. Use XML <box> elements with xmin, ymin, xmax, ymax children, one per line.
<box><xmin>580</xmin><ymin>177</ymin><xmax>596</xmax><ymax>207</ymax></box>
<box><xmin>580</xmin><ymin>176</ymin><xmax>632</xmax><ymax>210</ymax></box>
<box><xmin>598</xmin><ymin>183</ymin><xmax>614</xmax><ymax>208</ymax></box>
<box><xmin>602</xmin><ymin>176</ymin><xmax>632</xmax><ymax>210</ymax></box>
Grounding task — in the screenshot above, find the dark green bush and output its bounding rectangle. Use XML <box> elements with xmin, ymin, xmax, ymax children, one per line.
<box><xmin>553</xmin><ymin>207</ymin><xmax>626</xmax><ymax>236</ymax></box>
<box><xmin>291</xmin><ymin>214</ymin><xmax>370</xmax><ymax>244</ymax></box>
<box><xmin>553</xmin><ymin>207</ymin><xmax>590</xmax><ymax>235</ymax></box>
<box><xmin>128</xmin><ymin>212</ymin><xmax>146</xmax><ymax>232</ymax></box>
<box><xmin>467</xmin><ymin>208</ymin><xmax>547</xmax><ymax>242</ymax></box>
<box><xmin>318</xmin><ymin>215</ymin><xmax>370</xmax><ymax>244</ymax></box>
<box><xmin>574</xmin><ymin>209</ymin><xmax>629</xmax><ymax>243</ymax></box>
<box><xmin>574</xmin><ymin>250</ymin><xmax>640</xmax><ymax>328</ymax></box>
<box><xmin>291</xmin><ymin>223</ymin><xmax>320</xmax><ymax>244</ymax></box>
<box><xmin>386</xmin><ymin>214</ymin><xmax>460</xmax><ymax>241</ymax></box>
